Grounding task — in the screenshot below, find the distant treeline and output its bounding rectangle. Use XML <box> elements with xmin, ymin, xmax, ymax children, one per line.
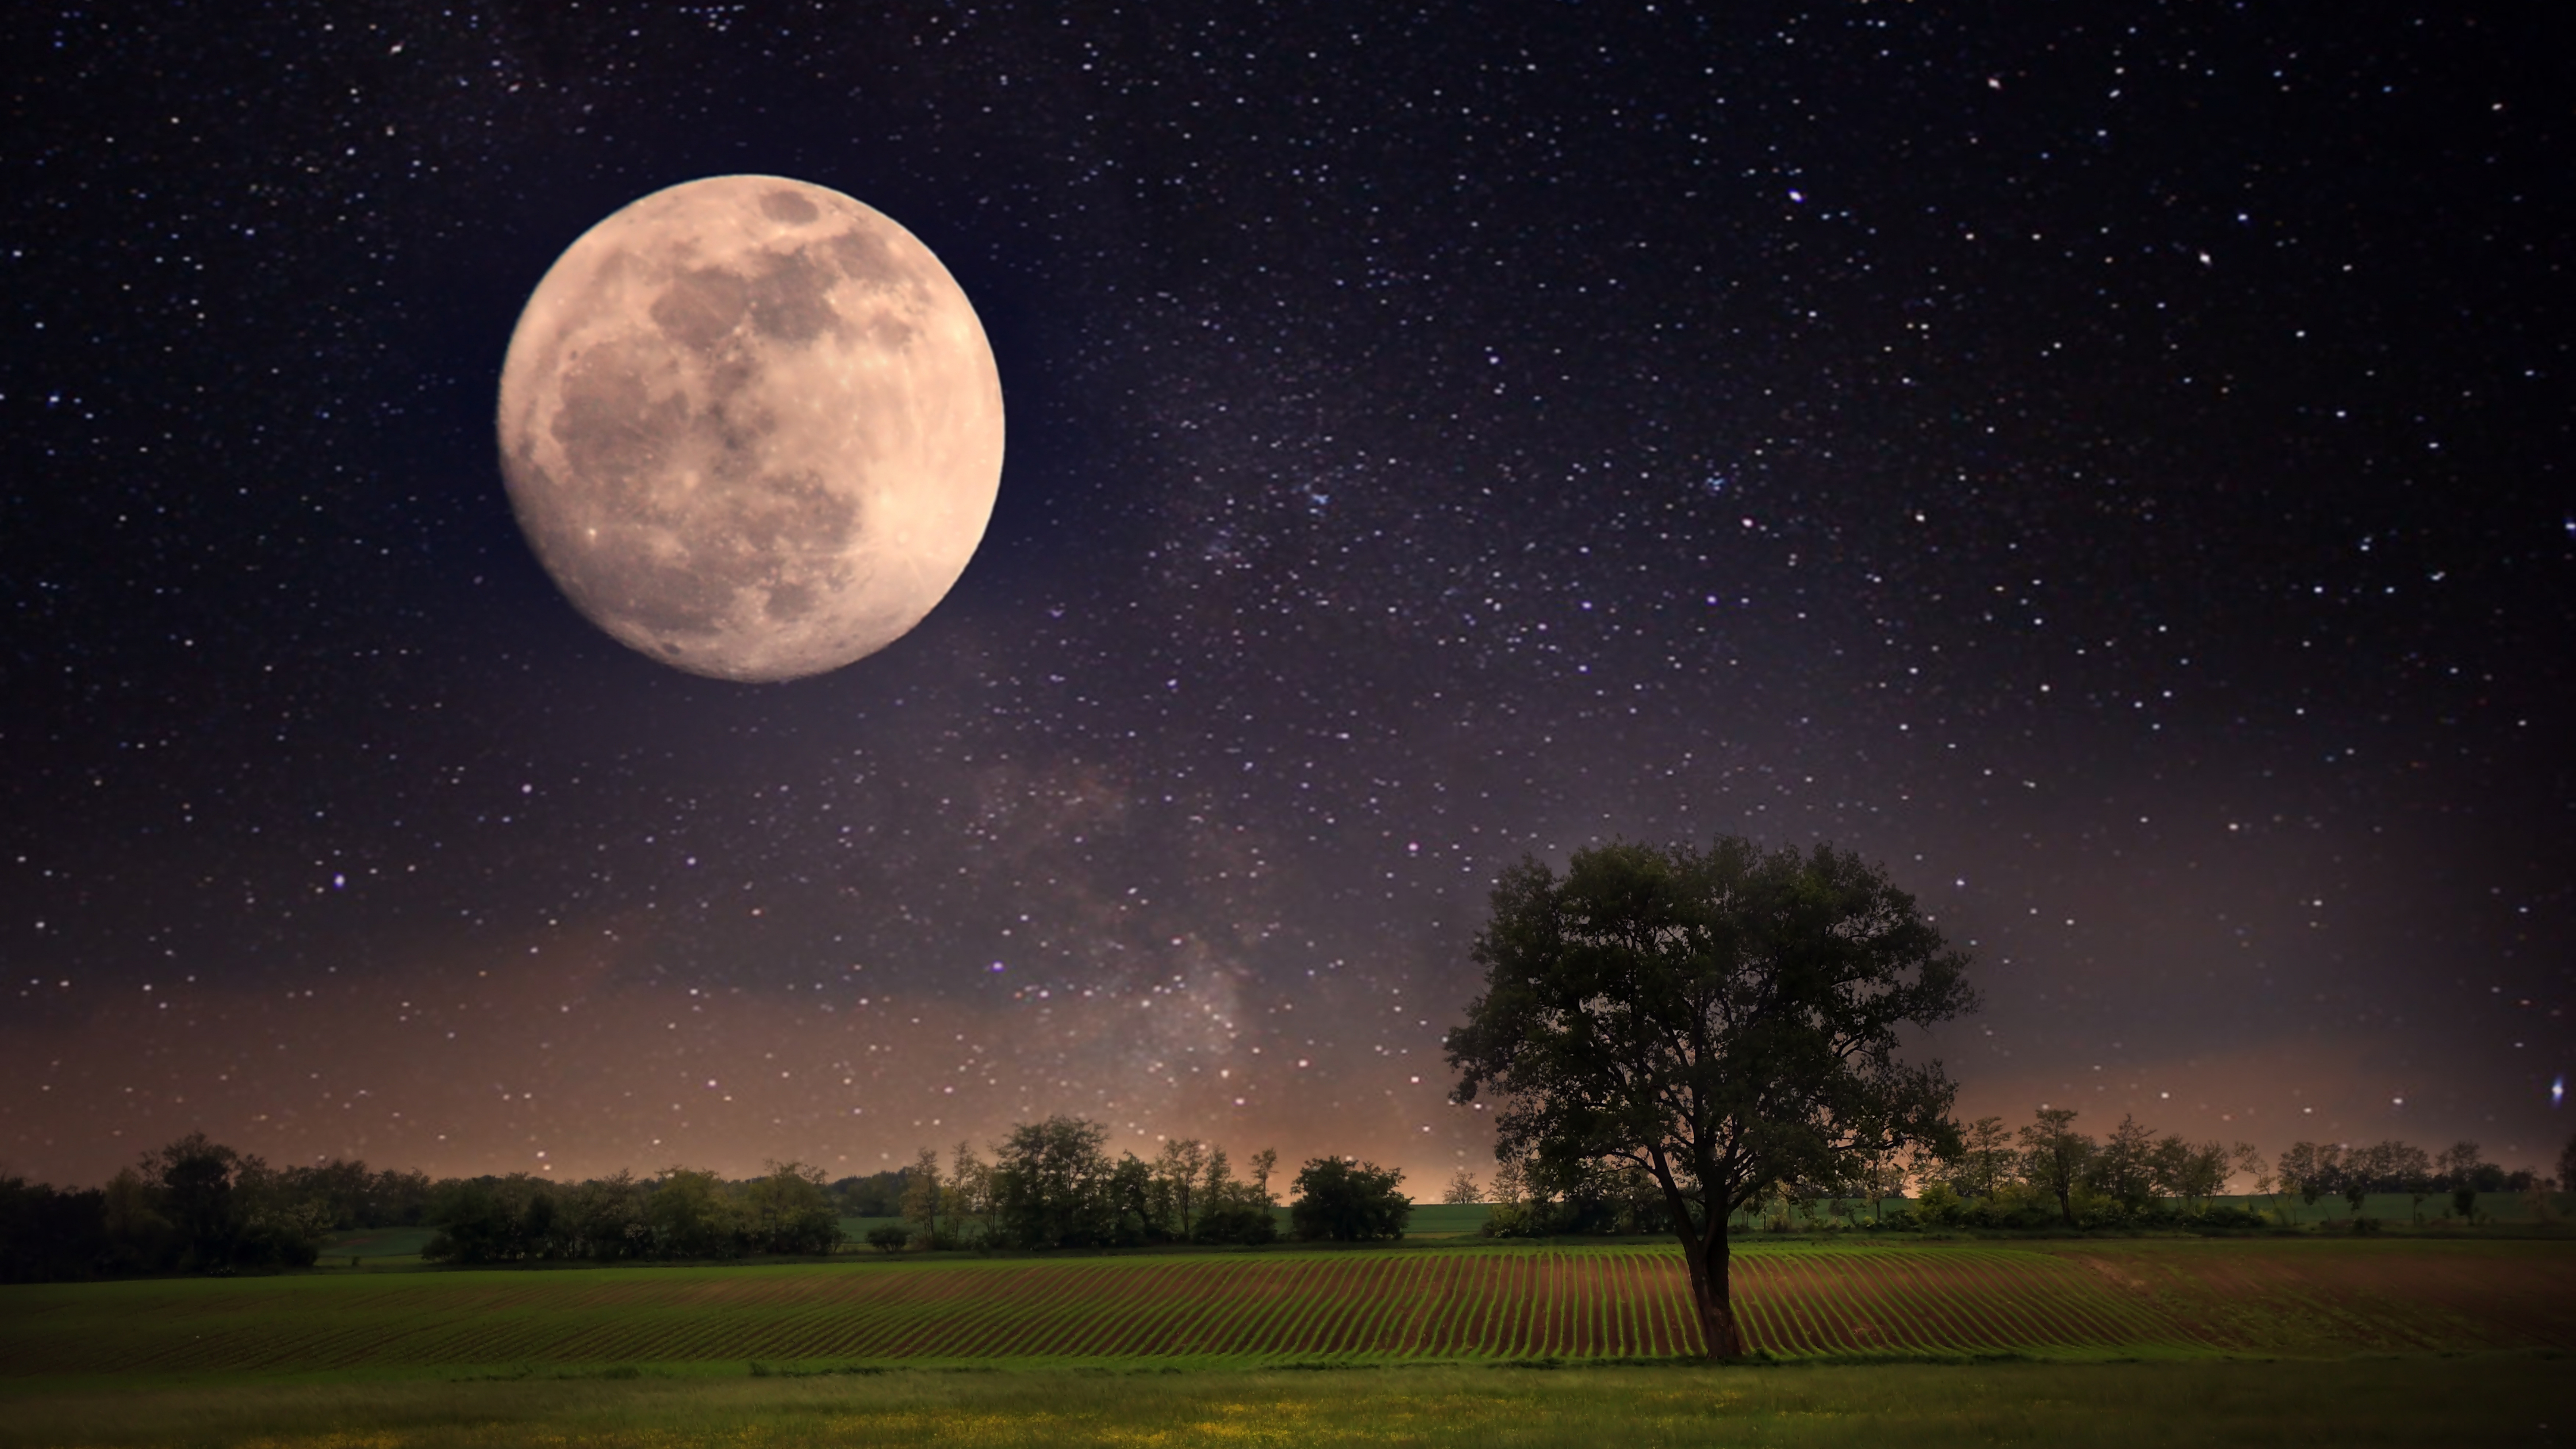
<box><xmin>1445</xmin><ymin>1108</ymin><xmax>2567</xmax><ymax>1238</ymax></box>
<box><xmin>1906</xmin><ymin>1111</ymin><xmax>2559</xmax><ymax>1231</ymax></box>
<box><xmin>0</xmin><ymin>1117</ymin><xmax>1412</xmax><ymax>1282</ymax></box>
<box><xmin>0</xmin><ymin>1132</ymin><xmax>431</xmax><ymax>1282</ymax></box>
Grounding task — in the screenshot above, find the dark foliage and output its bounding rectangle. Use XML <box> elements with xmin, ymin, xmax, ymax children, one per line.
<box><xmin>1289</xmin><ymin>1158</ymin><xmax>1410</xmax><ymax>1242</ymax></box>
<box><xmin>1448</xmin><ymin>838</ymin><xmax>1975</xmax><ymax>1357</ymax></box>
<box><xmin>829</xmin><ymin>1168</ymin><xmax>909</xmax><ymax>1219</ymax></box>
<box><xmin>1192</xmin><ymin>1198</ymin><xmax>1281</xmax><ymax>1245</ymax></box>
<box><xmin>0</xmin><ymin>1177</ymin><xmax>107</xmax><ymax>1282</ymax></box>
<box><xmin>993</xmin><ymin>1116</ymin><xmax>1119</xmax><ymax>1249</ymax></box>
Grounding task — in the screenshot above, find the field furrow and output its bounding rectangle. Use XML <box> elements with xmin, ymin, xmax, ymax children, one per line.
<box><xmin>9</xmin><ymin>1240</ymin><xmax>2574</xmax><ymax>1375</ymax></box>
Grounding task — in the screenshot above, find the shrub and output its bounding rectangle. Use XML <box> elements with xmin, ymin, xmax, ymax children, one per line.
<box><xmin>1192</xmin><ymin>1199</ymin><xmax>1278</xmax><ymax>1246</ymax></box>
<box><xmin>1290</xmin><ymin>1158</ymin><xmax>1410</xmax><ymax>1242</ymax></box>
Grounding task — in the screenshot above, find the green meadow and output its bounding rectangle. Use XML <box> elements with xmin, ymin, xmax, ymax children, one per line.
<box><xmin>4</xmin><ymin>1237</ymin><xmax>2568</xmax><ymax>1446</ymax></box>
<box><xmin>2</xmin><ymin>1356</ymin><xmax>2564</xmax><ymax>1448</ymax></box>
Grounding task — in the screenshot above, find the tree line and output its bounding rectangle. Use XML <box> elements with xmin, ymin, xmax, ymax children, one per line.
<box><xmin>1913</xmin><ymin>1109</ymin><xmax>2560</xmax><ymax>1229</ymax></box>
<box><xmin>0</xmin><ymin>1131</ymin><xmax>433</xmax><ymax>1281</ymax></box>
<box><xmin>0</xmin><ymin>1116</ymin><xmax>1415</xmax><ymax>1281</ymax></box>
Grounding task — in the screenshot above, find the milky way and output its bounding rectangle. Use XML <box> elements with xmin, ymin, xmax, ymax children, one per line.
<box><xmin>4</xmin><ymin>5</ymin><xmax>2569</xmax><ymax>1191</ymax></box>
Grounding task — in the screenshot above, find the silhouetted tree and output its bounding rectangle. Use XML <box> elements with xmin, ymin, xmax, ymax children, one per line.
<box><xmin>2278</xmin><ymin>1141</ymin><xmax>2339</xmax><ymax>1222</ymax></box>
<box><xmin>0</xmin><ymin>1174</ymin><xmax>107</xmax><ymax>1282</ymax></box>
<box><xmin>565</xmin><ymin>1170</ymin><xmax>651</xmax><ymax>1259</ymax></box>
<box><xmin>2438</xmin><ymin>1141</ymin><xmax>2486</xmax><ymax>1220</ymax></box>
<box><xmin>742</xmin><ymin>1161</ymin><xmax>840</xmax><ymax>1255</ymax></box>
<box><xmin>900</xmin><ymin>1147</ymin><xmax>945</xmax><ymax>1248</ymax></box>
<box><xmin>1289</xmin><ymin>1158</ymin><xmax>1410</xmax><ymax>1241</ymax></box>
<box><xmin>1948</xmin><ymin>1116</ymin><xmax>2014</xmax><ymax>1201</ymax></box>
<box><xmin>1447</xmin><ymin>838</ymin><xmax>1974</xmax><ymax>1357</ymax></box>
<box><xmin>144</xmin><ymin>1131</ymin><xmax>242</xmax><ymax>1270</ymax></box>
<box><xmin>1190</xmin><ymin>1149</ymin><xmax>1280</xmax><ymax>1245</ymax></box>
<box><xmin>646</xmin><ymin>1166</ymin><xmax>740</xmax><ymax>1259</ymax></box>
<box><xmin>2020</xmin><ymin>1109</ymin><xmax>2094</xmax><ymax>1226</ymax></box>
<box><xmin>2088</xmin><ymin>1114</ymin><xmax>2158</xmax><ymax>1214</ymax></box>
<box><xmin>1155</xmin><ymin>1138</ymin><xmax>1211</xmax><ymax>1239</ymax></box>
<box><xmin>992</xmin><ymin>1116</ymin><xmax>1117</xmax><ymax>1248</ymax></box>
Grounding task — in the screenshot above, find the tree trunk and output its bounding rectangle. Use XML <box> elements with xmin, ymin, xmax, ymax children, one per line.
<box><xmin>1679</xmin><ymin>1219</ymin><xmax>1743</xmax><ymax>1358</ymax></box>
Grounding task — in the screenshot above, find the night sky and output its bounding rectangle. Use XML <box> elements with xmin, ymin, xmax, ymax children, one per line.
<box><xmin>6</xmin><ymin>4</ymin><xmax>2571</xmax><ymax>1194</ymax></box>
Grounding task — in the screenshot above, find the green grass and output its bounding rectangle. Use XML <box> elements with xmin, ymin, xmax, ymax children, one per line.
<box><xmin>1404</xmin><ymin>1203</ymin><xmax>1494</xmax><ymax>1237</ymax></box>
<box><xmin>318</xmin><ymin>1226</ymin><xmax>436</xmax><ymax>1262</ymax></box>
<box><xmin>835</xmin><ymin>1215</ymin><xmax>910</xmax><ymax>1245</ymax></box>
<box><xmin>0</xmin><ymin>1355</ymin><xmax>2563</xmax><ymax>1447</ymax></box>
<box><xmin>7</xmin><ymin>1238</ymin><xmax>2570</xmax><ymax>1380</ymax></box>
<box><xmin>7</xmin><ymin>1239</ymin><xmax>2570</xmax><ymax>1445</ymax></box>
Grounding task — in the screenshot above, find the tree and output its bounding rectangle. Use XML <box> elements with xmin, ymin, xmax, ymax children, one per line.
<box><xmin>1446</xmin><ymin>837</ymin><xmax>1976</xmax><ymax>1358</ymax></box>
<box><xmin>647</xmin><ymin>1166</ymin><xmax>740</xmax><ymax>1259</ymax></box>
<box><xmin>2234</xmin><ymin>1143</ymin><xmax>2274</xmax><ymax>1220</ymax></box>
<box><xmin>1191</xmin><ymin>1149</ymin><xmax>1280</xmax><ymax>1245</ymax></box>
<box><xmin>2378</xmin><ymin>1142</ymin><xmax>2433</xmax><ymax>1224</ymax></box>
<box><xmin>2278</xmin><ymin>1141</ymin><xmax>2338</xmax><ymax>1222</ymax></box>
<box><xmin>992</xmin><ymin>1116</ymin><xmax>1116</xmax><ymax>1248</ymax></box>
<box><xmin>900</xmin><ymin>1147</ymin><xmax>944</xmax><ymax>1249</ymax></box>
<box><xmin>99</xmin><ymin>1167</ymin><xmax>173</xmax><ymax>1271</ymax></box>
<box><xmin>741</xmin><ymin>1161</ymin><xmax>840</xmax><ymax>1255</ymax></box>
<box><xmin>1949</xmin><ymin>1116</ymin><xmax>2014</xmax><ymax>1201</ymax></box>
<box><xmin>1154</xmin><ymin>1138</ymin><xmax>1211</xmax><ymax>1239</ymax></box>
<box><xmin>2019</xmin><ymin>1109</ymin><xmax>2095</xmax><ymax>1226</ymax></box>
<box><xmin>1247</xmin><ymin>1148</ymin><xmax>1279</xmax><ymax>1207</ymax></box>
<box><xmin>2341</xmin><ymin>1142</ymin><xmax>2390</xmax><ymax>1217</ymax></box>
<box><xmin>2153</xmin><ymin>1138</ymin><xmax>2230</xmax><ymax>1214</ymax></box>
<box><xmin>144</xmin><ymin>1132</ymin><xmax>242</xmax><ymax>1270</ymax></box>
<box><xmin>564</xmin><ymin>1171</ymin><xmax>650</xmax><ymax>1260</ymax></box>
<box><xmin>946</xmin><ymin>1141</ymin><xmax>995</xmax><ymax>1248</ymax></box>
<box><xmin>2438</xmin><ymin>1141</ymin><xmax>2485</xmax><ymax>1221</ymax></box>
<box><xmin>2088</xmin><ymin>1114</ymin><xmax>2158</xmax><ymax>1214</ymax></box>
<box><xmin>2558</xmin><ymin>1132</ymin><xmax>2576</xmax><ymax>1198</ymax></box>
<box><xmin>1289</xmin><ymin>1158</ymin><xmax>1410</xmax><ymax>1242</ymax></box>
<box><xmin>231</xmin><ymin>1159</ymin><xmax>331</xmax><ymax>1267</ymax></box>
<box><xmin>1851</xmin><ymin>1148</ymin><xmax>1901</xmax><ymax>1225</ymax></box>
<box><xmin>1441</xmin><ymin>1169</ymin><xmax>1483</xmax><ymax>1205</ymax></box>
<box><xmin>1481</xmin><ymin>1156</ymin><xmax>1555</xmax><ymax>1238</ymax></box>
<box><xmin>423</xmin><ymin>1174</ymin><xmax>559</xmax><ymax>1264</ymax></box>
<box><xmin>1105</xmin><ymin>1151</ymin><xmax>1159</xmax><ymax>1245</ymax></box>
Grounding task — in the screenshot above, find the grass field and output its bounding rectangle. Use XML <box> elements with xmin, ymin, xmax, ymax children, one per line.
<box><xmin>9</xmin><ymin>1238</ymin><xmax>2571</xmax><ymax>1380</ymax></box>
<box><xmin>341</xmin><ymin>1193</ymin><xmax>2554</xmax><ymax>1268</ymax></box>
<box><xmin>1</xmin><ymin>1355</ymin><xmax>2564</xmax><ymax>1447</ymax></box>
<box><xmin>8</xmin><ymin>1239</ymin><xmax>2570</xmax><ymax>1447</ymax></box>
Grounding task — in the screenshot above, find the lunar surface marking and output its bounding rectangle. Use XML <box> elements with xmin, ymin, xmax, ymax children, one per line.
<box><xmin>498</xmin><ymin>175</ymin><xmax>1004</xmax><ymax>681</ymax></box>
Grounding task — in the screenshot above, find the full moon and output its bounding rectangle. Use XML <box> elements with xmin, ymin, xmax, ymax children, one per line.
<box><xmin>496</xmin><ymin>175</ymin><xmax>1003</xmax><ymax>682</ymax></box>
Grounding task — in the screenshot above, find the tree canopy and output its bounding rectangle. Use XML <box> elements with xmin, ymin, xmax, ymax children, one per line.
<box><xmin>1288</xmin><ymin>1158</ymin><xmax>1410</xmax><ymax>1242</ymax></box>
<box><xmin>1446</xmin><ymin>836</ymin><xmax>1976</xmax><ymax>1357</ymax></box>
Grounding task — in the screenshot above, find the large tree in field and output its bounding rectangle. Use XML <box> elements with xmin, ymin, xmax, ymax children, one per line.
<box><xmin>1446</xmin><ymin>837</ymin><xmax>1976</xmax><ymax>1359</ymax></box>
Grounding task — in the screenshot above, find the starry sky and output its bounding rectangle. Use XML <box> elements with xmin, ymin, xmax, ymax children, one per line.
<box><xmin>6</xmin><ymin>3</ymin><xmax>2571</xmax><ymax>1194</ymax></box>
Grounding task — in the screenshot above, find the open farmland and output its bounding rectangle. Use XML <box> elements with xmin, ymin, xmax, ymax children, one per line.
<box><xmin>5</xmin><ymin>1238</ymin><xmax>2571</xmax><ymax>1380</ymax></box>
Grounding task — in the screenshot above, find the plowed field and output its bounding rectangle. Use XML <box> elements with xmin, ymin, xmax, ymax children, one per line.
<box><xmin>5</xmin><ymin>1239</ymin><xmax>2570</xmax><ymax>1377</ymax></box>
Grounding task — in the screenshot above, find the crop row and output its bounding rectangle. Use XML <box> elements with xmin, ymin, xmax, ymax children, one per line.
<box><xmin>7</xmin><ymin>1241</ymin><xmax>2572</xmax><ymax>1376</ymax></box>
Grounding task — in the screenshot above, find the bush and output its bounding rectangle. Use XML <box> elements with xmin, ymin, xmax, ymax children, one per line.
<box><xmin>865</xmin><ymin>1224</ymin><xmax>910</xmax><ymax>1254</ymax></box>
<box><xmin>741</xmin><ymin>1162</ymin><xmax>841</xmax><ymax>1256</ymax></box>
<box><xmin>1290</xmin><ymin>1158</ymin><xmax>1410</xmax><ymax>1242</ymax></box>
<box><xmin>1481</xmin><ymin>1198</ymin><xmax>1558</xmax><ymax>1239</ymax></box>
<box><xmin>1192</xmin><ymin>1200</ymin><xmax>1279</xmax><ymax>1246</ymax></box>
